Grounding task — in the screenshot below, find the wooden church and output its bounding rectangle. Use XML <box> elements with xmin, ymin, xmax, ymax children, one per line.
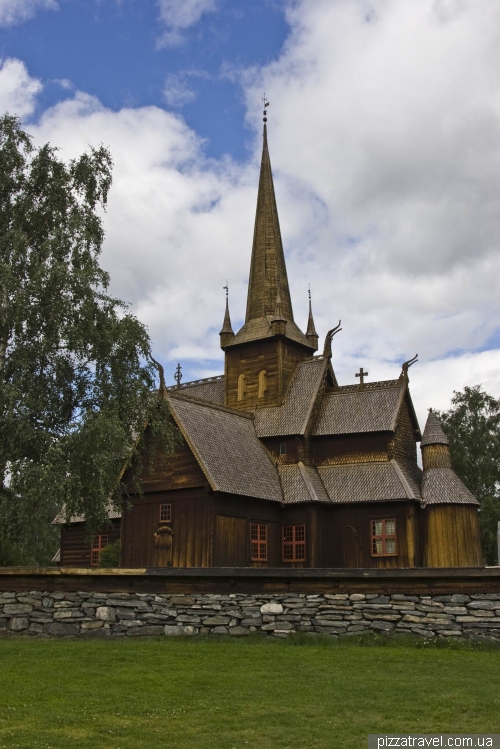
<box><xmin>56</xmin><ymin>115</ymin><xmax>483</xmax><ymax>570</ymax></box>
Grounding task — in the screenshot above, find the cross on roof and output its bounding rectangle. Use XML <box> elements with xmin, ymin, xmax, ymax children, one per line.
<box><xmin>356</xmin><ymin>367</ymin><xmax>368</xmax><ymax>386</ymax></box>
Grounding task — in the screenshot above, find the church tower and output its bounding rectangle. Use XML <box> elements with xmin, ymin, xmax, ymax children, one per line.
<box><xmin>220</xmin><ymin>110</ymin><xmax>317</xmax><ymax>411</ymax></box>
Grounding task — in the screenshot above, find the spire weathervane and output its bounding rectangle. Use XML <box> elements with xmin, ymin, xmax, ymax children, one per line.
<box><xmin>262</xmin><ymin>93</ymin><xmax>270</xmax><ymax>122</ymax></box>
<box><xmin>174</xmin><ymin>362</ymin><xmax>182</xmax><ymax>389</ymax></box>
<box><xmin>223</xmin><ymin>280</ymin><xmax>228</xmax><ymax>298</ymax></box>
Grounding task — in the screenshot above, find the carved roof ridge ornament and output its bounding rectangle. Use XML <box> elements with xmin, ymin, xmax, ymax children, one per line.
<box><xmin>150</xmin><ymin>355</ymin><xmax>167</xmax><ymax>396</ymax></box>
<box><xmin>399</xmin><ymin>353</ymin><xmax>418</xmax><ymax>383</ymax></box>
<box><xmin>323</xmin><ymin>321</ymin><xmax>342</xmax><ymax>359</ymax></box>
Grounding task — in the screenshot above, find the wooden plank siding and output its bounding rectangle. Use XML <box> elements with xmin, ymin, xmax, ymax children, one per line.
<box><xmin>121</xmin><ymin>489</ymin><xmax>213</xmax><ymax>568</ymax></box>
<box><xmin>60</xmin><ymin>520</ymin><xmax>121</xmax><ymax>567</ymax></box>
<box><xmin>420</xmin><ymin>504</ymin><xmax>483</xmax><ymax>568</ymax></box>
<box><xmin>225</xmin><ymin>338</ymin><xmax>310</xmax><ymax>411</ymax></box>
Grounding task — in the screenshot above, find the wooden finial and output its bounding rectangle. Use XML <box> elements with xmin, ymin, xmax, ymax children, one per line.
<box><xmin>223</xmin><ymin>280</ymin><xmax>228</xmax><ymax>299</ymax></box>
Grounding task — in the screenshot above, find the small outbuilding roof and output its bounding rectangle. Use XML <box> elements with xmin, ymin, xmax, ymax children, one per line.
<box><xmin>421</xmin><ymin>468</ymin><xmax>478</xmax><ymax>505</ymax></box>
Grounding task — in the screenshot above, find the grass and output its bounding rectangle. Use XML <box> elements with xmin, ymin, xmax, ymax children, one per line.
<box><xmin>0</xmin><ymin>634</ymin><xmax>499</xmax><ymax>749</ymax></box>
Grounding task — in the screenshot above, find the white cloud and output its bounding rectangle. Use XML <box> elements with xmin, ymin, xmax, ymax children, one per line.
<box><xmin>5</xmin><ymin>0</ymin><xmax>500</xmax><ymax>413</ymax></box>
<box><xmin>0</xmin><ymin>58</ymin><xmax>42</xmax><ymax>117</ymax></box>
<box><xmin>156</xmin><ymin>0</ymin><xmax>217</xmax><ymax>47</ymax></box>
<box><xmin>163</xmin><ymin>72</ymin><xmax>196</xmax><ymax>107</ymax></box>
<box><xmin>0</xmin><ymin>0</ymin><xmax>58</xmax><ymax>27</ymax></box>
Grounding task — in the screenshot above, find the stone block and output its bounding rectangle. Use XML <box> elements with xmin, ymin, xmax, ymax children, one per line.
<box><xmin>241</xmin><ymin>618</ymin><xmax>262</xmax><ymax>627</ymax></box>
<box><xmin>349</xmin><ymin>594</ymin><xmax>366</xmax><ymax>601</ymax></box>
<box><xmin>203</xmin><ymin>616</ymin><xmax>231</xmax><ymax>626</ymax></box>
<box><xmin>450</xmin><ymin>594</ymin><xmax>470</xmax><ymax>603</ymax></box>
<box><xmin>81</xmin><ymin>628</ymin><xmax>111</xmax><ymax>638</ymax></box>
<box><xmin>467</xmin><ymin>601</ymin><xmax>498</xmax><ymax>610</ymax></box>
<box><xmin>3</xmin><ymin>603</ymin><xmax>33</xmax><ymax>615</ymax></box>
<box><xmin>164</xmin><ymin>625</ymin><xmax>196</xmax><ymax>636</ymax></box>
<box><xmin>96</xmin><ymin>606</ymin><xmax>117</xmax><ymax>622</ymax></box>
<box><xmin>44</xmin><ymin>622</ymin><xmax>79</xmax><ymax>636</ymax></box>
<box><xmin>81</xmin><ymin>621</ymin><xmax>104</xmax><ymax>630</ymax></box>
<box><xmin>371</xmin><ymin>621</ymin><xmax>395</xmax><ymax>631</ymax></box>
<box><xmin>412</xmin><ymin>628</ymin><xmax>436</xmax><ymax>637</ymax></box>
<box><xmin>53</xmin><ymin>601</ymin><xmax>73</xmax><ymax>609</ymax></box>
<box><xmin>28</xmin><ymin>623</ymin><xmax>44</xmax><ymax>634</ymax></box>
<box><xmin>126</xmin><ymin>625</ymin><xmax>165</xmax><ymax>637</ymax></box>
<box><xmin>53</xmin><ymin>610</ymin><xmax>84</xmax><ymax>620</ymax></box>
<box><xmin>8</xmin><ymin>616</ymin><xmax>30</xmax><ymax>631</ymax></box>
<box><xmin>228</xmin><ymin>626</ymin><xmax>250</xmax><ymax>636</ymax></box>
<box><xmin>260</xmin><ymin>603</ymin><xmax>283</xmax><ymax>615</ymax></box>
<box><xmin>211</xmin><ymin>626</ymin><xmax>228</xmax><ymax>635</ymax></box>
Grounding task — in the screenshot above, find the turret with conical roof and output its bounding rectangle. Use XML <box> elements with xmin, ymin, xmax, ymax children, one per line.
<box><xmin>219</xmin><ymin>287</ymin><xmax>234</xmax><ymax>348</ymax></box>
<box><xmin>421</xmin><ymin>409</ymin><xmax>451</xmax><ymax>470</ymax></box>
<box><xmin>305</xmin><ymin>290</ymin><xmax>319</xmax><ymax>350</ymax></box>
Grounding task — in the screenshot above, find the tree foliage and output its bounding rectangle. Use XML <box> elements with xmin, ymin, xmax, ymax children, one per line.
<box><xmin>436</xmin><ymin>385</ymin><xmax>500</xmax><ymax>565</ymax></box>
<box><xmin>0</xmin><ymin>114</ymin><xmax>175</xmax><ymax>565</ymax></box>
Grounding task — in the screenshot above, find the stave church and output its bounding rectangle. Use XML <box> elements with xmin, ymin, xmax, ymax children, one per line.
<box><xmin>56</xmin><ymin>111</ymin><xmax>483</xmax><ymax>570</ymax></box>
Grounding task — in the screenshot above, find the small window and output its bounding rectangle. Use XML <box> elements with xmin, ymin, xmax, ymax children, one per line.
<box><xmin>371</xmin><ymin>518</ymin><xmax>397</xmax><ymax>556</ymax></box>
<box><xmin>258</xmin><ymin>369</ymin><xmax>267</xmax><ymax>398</ymax></box>
<box><xmin>90</xmin><ymin>534</ymin><xmax>109</xmax><ymax>566</ymax></box>
<box><xmin>282</xmin><ymin>524</ymin><xmax>306</xmax><ymax>562</ymax></box>
<box><xmin>237</xmin><ymin>373</ymin><xmax>246</xmax><ymax>401</ymax></box>
<box><xmin>250</xmin><ymin>523</ymin><xmax>268</xmax><ymax>561</ymax></box>
<box><xmin>279</xmin><ymin>442</ymin><xmax>287</xmax><ymax>455</ymax></box>
<box><xmin>160</xmin><ymin>503</ymin><xmax>172</xmax><ymax>523</ymax></box>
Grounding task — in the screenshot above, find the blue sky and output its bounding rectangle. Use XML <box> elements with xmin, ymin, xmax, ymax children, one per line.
<box><xmin>0</xmin><ymin>0</ymin><xmax>288</xmax><ymax>160</ymax></box>
<box><xmin>0</xmin><ymin>0</ymin><xmax>499</xmax><ymax>423</ymax></box>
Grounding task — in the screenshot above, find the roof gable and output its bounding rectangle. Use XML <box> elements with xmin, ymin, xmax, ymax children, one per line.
<box><xmin>255</xmin><ymin>358</ymin><xmax>327</xmax><ymax>437</ymax></box>
<box><xmin>312</xmin><ymin>382</ymin><xmax>405</xmax><ymax>436</ymax></box>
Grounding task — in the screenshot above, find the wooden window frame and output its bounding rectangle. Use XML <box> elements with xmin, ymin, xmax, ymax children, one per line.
<box><xmin>258</xmin><ymin>369</ymin><xmax>267</xmax><ymax>398</ymax></box>
<box><xmin>282</xmin><ymin>524</ymin><xmax>306</xmax><ymax>562</ymax></box>
<box><xmin>237</xmin><ymin>373</ymin><xmax>246</xmax><ymax>401</ymax></box>
<box><xmin>160</xmin><ymin>503</ymin><xmax>172</xmax><ymax>523</ymax></box>
<box><xmin>371</xmin><ymin>518</ymin><xmax>397</xmax><ymax>557</ymax></box>
<box><xmin>250</xmin><ymin>522</ymin><xmax>268</xmax><ymax>561</ymax></box>
<box><xmin>90</xmin><ymin>534</ymin><xmax>109</xmax><ymax>566</ymax></box>
<box><xmin>279</xmin><ymin>441</ymin><xmax>287</xmax><ymax>455</ymax></box>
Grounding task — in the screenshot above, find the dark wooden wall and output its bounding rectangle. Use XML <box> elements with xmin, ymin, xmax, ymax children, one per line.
<box><xmin>121</xmin><ymin>489</ymin><xmax>213</xmax><ymax>568</ymax></box>
<box><xmin>60</xmin><ymin>520</ymin><xmax>121</xmax><ymax>567</ymax></box>
<box><xmin>123</xmin><ymin>427</ymin><xmax>206</xmax><ymax>495</ymax></box>
<box><xmin>320</xmin><ymin>501</ymin><xmax>418</xmax><ymax>569</ymax></box>
<box><xmin>225</xmin><ymin>338</ymin><xmax>310</xmax><ymax>411</ymax></box>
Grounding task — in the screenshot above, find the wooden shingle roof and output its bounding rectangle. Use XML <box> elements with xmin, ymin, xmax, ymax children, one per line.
<box><xmin>255</xmin><ymin>358</ymin><xmax>326</xmax><ymax>437</ymax></box>
<box><xmin>318</xmin><ymin>460</ymin><xmax>420</xmax><ymax>503</ymax></box>
<box><xmin>312</xmin><ymin>382</ymin><xmax>406</xmax><ymax>436</ymax></box>
<box><xmin>168</xmin><ymin>393</ymin><xmax>282</xmax><ymax>502</ymax></box>
<box><xmin>421</xmin><ymin>469</ymin><xmax>478</xmax><ymax>505</ymax></box>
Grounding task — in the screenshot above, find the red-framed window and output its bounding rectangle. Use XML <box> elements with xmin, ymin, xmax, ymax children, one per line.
<box><xmin>282</xmin><ymin>524</ymin><xmax>306</xmax><ymax>562</ymax></box>
<box><xmin>250</xmin><ymin>523</ymin><xmax>268</xmax><ymax>561</ymax></box>
<box><xmin>371</xmin><ymin>518</ymin><xmax>397</xmax><ymax>556</ymax></box>
<box><xmin>160</xmin><ymin>503</ymin><xmax>172</xmax><ymax>523</ymax></box>
<box><xmin>90</xmin><ymin>534</ymin><xmax>109</xmax><ymax>566</ymax></box>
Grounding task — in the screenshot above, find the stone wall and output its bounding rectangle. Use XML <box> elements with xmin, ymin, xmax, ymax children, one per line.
<box><xmin>1</xmin><ymin>590</ymin><xmax>500</xmax><ymax>642</ymax></box>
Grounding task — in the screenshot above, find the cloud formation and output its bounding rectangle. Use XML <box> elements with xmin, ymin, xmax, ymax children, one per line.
<box><xmin>4</xmin><ymin>0</ymin><xmax>500</xmax><ymax>430</ymax></box>
<box><xmin>156</xmin><ymin>0</ymin><xmax>217</xmax><ymax>47</ymax></box>
<box><xmin>0</xmin><ymin>0</ymin><xmax>58</xmax><ymax>27</ymax></box>
<box><xmin>0</xmin><ymin>58</ymin><xmax>41</xmax><ymax>116</ymax></box>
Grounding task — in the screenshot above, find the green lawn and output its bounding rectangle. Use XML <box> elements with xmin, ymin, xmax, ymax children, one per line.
<box><xmin>0</xmin><ymin>635</ymin><xmax>499</xmax><ymax>749</ymax></box>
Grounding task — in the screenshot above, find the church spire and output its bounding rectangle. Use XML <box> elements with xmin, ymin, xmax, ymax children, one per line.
<box><xmin>305</xmin><ymin>287</ymin><xmax>318</xmax><ymax>350</ymax></box>
<box><xmin>219</xmin><ymin>283</ymin><xmax>234</xmax><ymax>347</ymax></box>
<box><xmin>245</xmin><ymin>115</ymin><xmax>294</xmax><ymax>324</ymax></box>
